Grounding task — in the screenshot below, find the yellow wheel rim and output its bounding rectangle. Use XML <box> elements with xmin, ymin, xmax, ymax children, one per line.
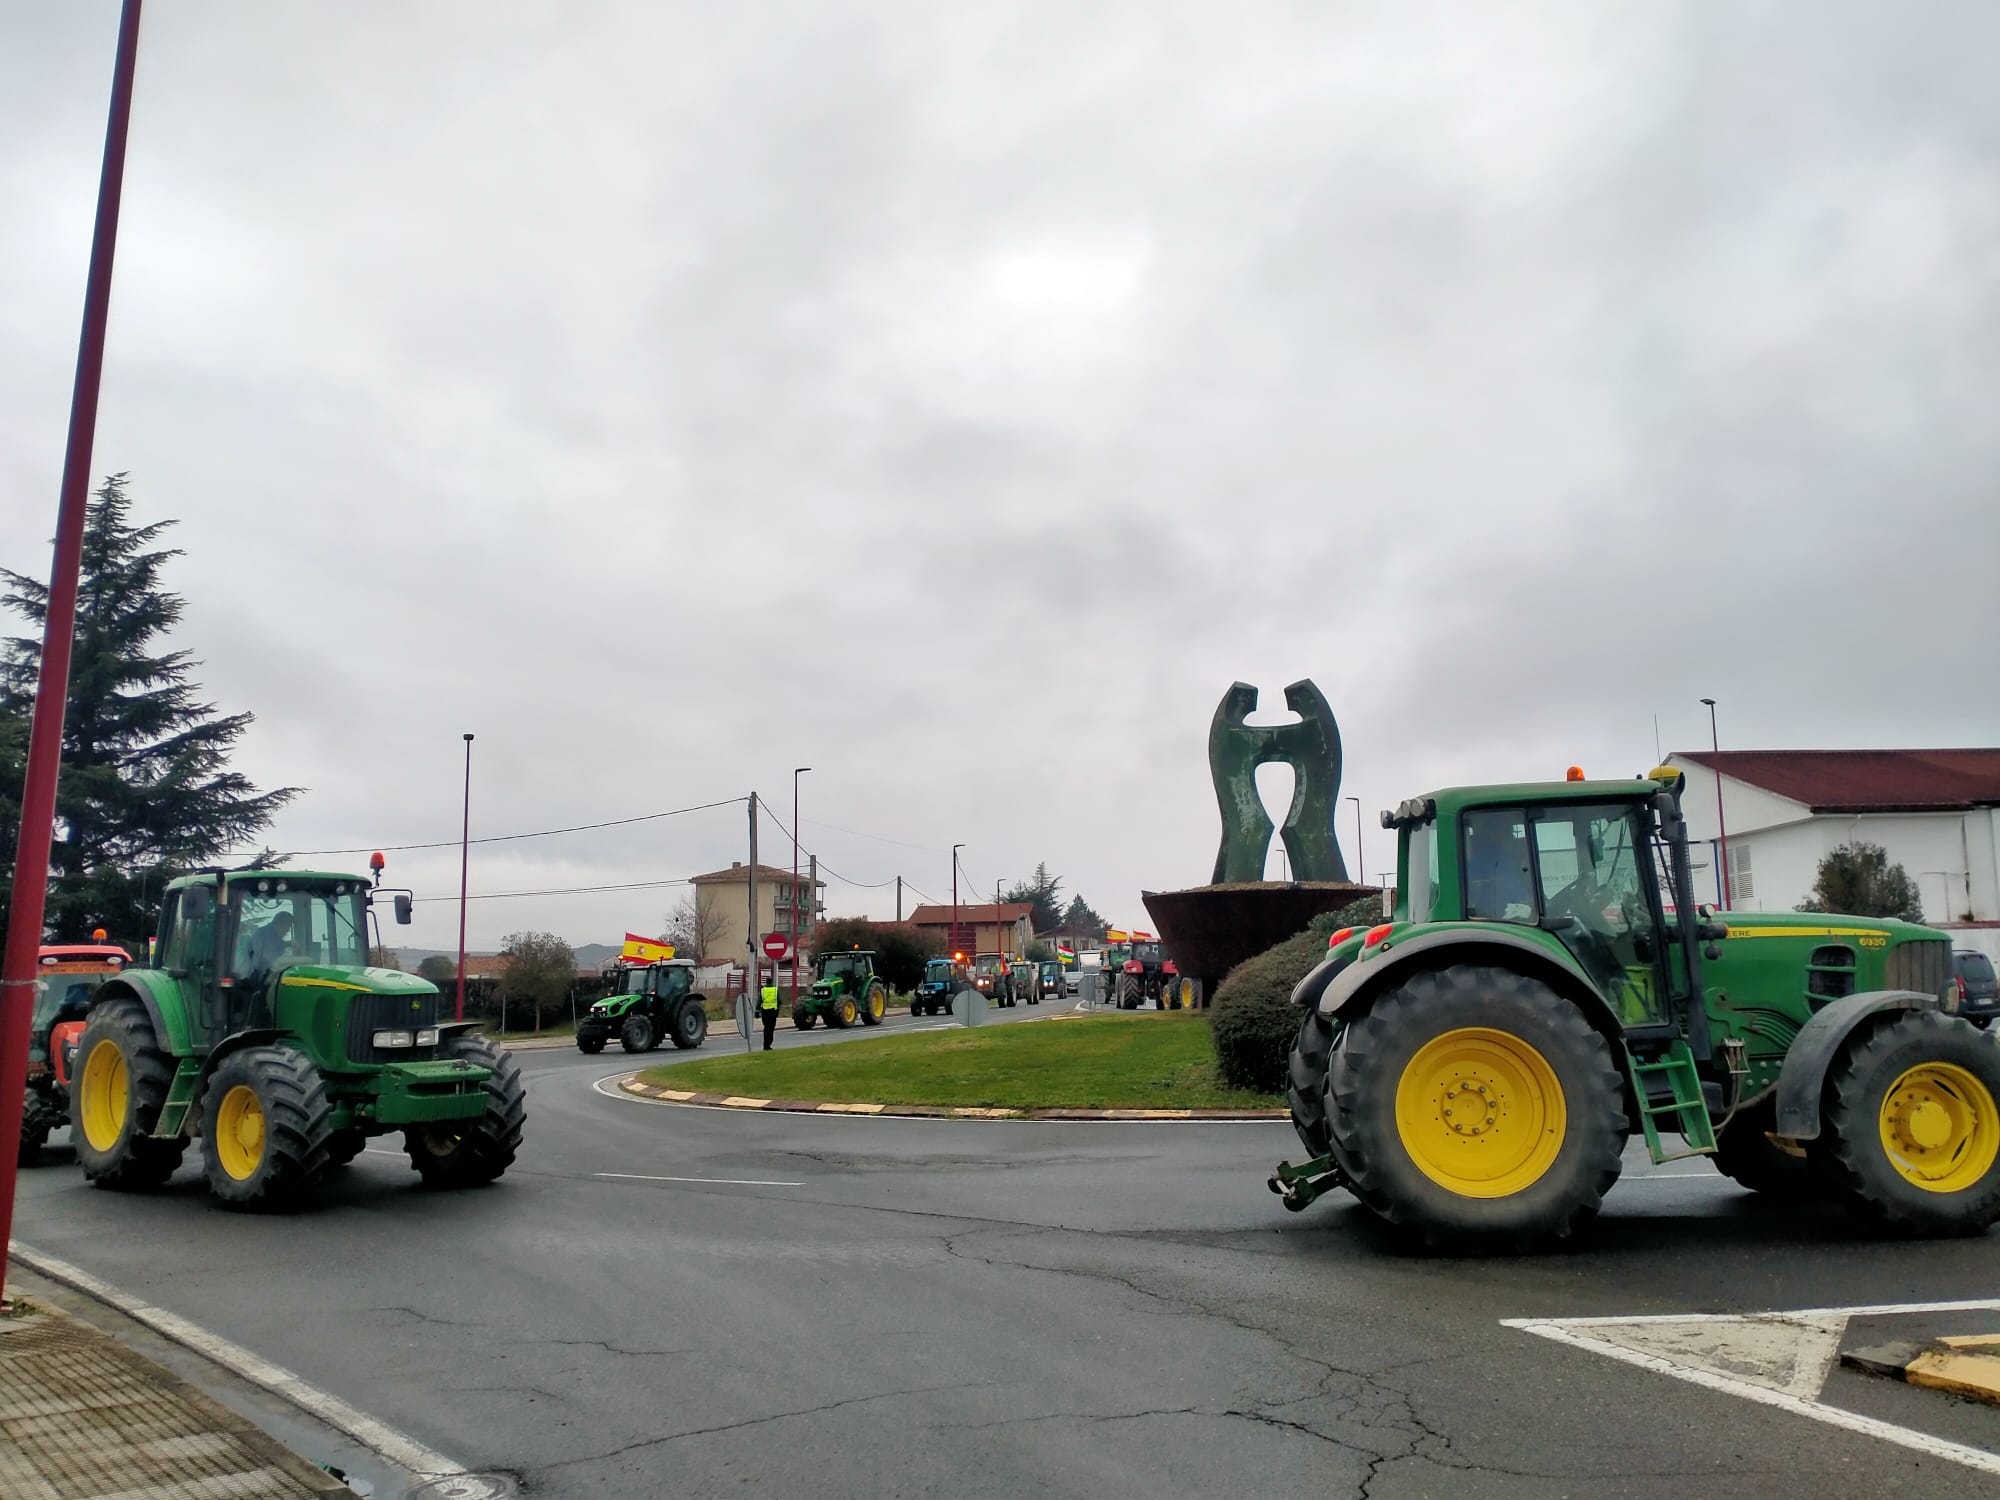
<box><xmin>213</xmin><ymin>1084</ymin><xmax>267</xmax><ymax>1181</ymax></box>
<box><xmin>1394</xmin><ymin>1026</ymin><xmax>1567</xmax><ymax>1198</ymax></box>
<box><xmin>1877</xmin><ymin>1062</ymin><xmax>1998</xmax><ymax>1194</ymax></box>
<box><xmin>838</xmin><ymin>997</ymin><xmax>857</xmax><ymax>1024</ymax></box>
<box><xmin>79</xmin><ymin>1039</ymin><xmax>129</xmax><ymax>1152</ymax></box>
<box><xmin>868</xmin><ymin>991</ymin><xmax>884</xmax><ymax>1020</ymax></box>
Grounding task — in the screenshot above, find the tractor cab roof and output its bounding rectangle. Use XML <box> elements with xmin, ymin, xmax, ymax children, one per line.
<box><xmin>1385</xmin><ymin>773</ymin><xmax>1680</xmax><ymax>828</ymax></box>
<box><xmin>165</xmin><ymin>869</ymin><xmax>372</xmax><ymax>891</ymax></box>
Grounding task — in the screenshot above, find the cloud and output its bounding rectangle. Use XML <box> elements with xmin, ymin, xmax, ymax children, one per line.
<box><xmin>4</xmin><ymin>1</ymin><xmax>1996</xmax><ymax>950</ymax></box>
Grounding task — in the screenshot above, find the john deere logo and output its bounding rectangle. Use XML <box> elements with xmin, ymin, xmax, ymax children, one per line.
<box><xmin>412</xmin><ymin>999</ymin><xmax>423</xmax><ymax>1011</ymax></box>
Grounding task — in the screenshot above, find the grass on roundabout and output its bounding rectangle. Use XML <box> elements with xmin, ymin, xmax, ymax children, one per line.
<box><xmin>636</xmin><ymin>1010</ymin><xmax>1282</xmax><ymax>1112</ymax></box>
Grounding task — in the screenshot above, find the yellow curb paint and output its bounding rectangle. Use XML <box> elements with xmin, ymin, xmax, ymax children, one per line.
<box><xmin>721</xmin><ymin>1096</ymin><xmax>773</xmax><ymax>1109</ymax></box>
<box><xmin>950</xmin><ymin>1107</ymin><xmax>1021</xmax><ymax>1119</ymax></box>
<box><xmin>657</xmin><ymin>1089</ymin><xmax>696</xmax><ymax>1101</ymax></box>
<box><xmin>1906</xmin><ymin>1345</ymin><xmax>2000</xmax><ymax>1406</ymax></box>
<box><xmin>817</xmin><ymin>1103</ymin><xmax>885</xmax><ymax>1114</ymax></box>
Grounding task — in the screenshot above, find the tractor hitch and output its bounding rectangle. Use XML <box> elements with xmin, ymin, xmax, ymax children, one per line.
<box><xmin>1268</xmin><ymin>1154</ymin><xmax>1345</xmax><ymax>1212</ymax></box>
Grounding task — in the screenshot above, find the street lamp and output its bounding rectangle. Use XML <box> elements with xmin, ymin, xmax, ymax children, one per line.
<box><xmin>951</xmin><ymin>844</ymin><xmax>965</xmax><ymax>958</ymax></box>
<box><xmin>1345</xmin><ymin>795</ymin><xmax>1364</xmax><ymax>885</ymax></box>
<box><xmin>792</xmin><ymin>767</ymin><xmax>811</xmax><ymax>1006</ymax></box>
<box><xmin>456</xmin><ymin>733</ymin><xmax>473</xmax><ymax>1021</ymax></box>
<box><xmin>1700</xmin><ymin>698</ymin><xmax>1730</xmax><ymax>910</ymax></box>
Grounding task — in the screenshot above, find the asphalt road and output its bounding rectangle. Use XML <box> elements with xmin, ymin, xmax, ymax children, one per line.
<box><xmin>12</xmin><ymin>1006</ymin><xmax>1999</xmax><ymax>1499</ymax></box>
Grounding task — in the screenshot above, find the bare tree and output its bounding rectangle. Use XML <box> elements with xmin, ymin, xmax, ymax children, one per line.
<box><xmin>663</xmin><ymin>892</ymin><xmax>730</xmax><ymax>962</ymax></box>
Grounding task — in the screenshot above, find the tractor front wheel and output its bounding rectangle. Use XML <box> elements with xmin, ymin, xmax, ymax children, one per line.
<box><xmin>671</xmin><ymin>1001</ymin><xmax>708</xmax><ymax>1050</ymax></box>
<box><xmin>621</xmin><ymin>1015</ymin><xmax>654</xmax><ymax>1053</ymax></box>
<box><xmin>1327</xmin><ymin>964</ymin><xmax>1627</xmax><ymax>1249</ymax></box>
<box><xmin>1712</xmin><ymin>1097</ymin><xmax>1816</xmax><ymax>1199</ymax></box>
<box><xmin>405</xmin><ymin>1034</ymin><xmax>526</xmax><ymax>1189</ymax></box>
<box><xmin>793</xmin><ymin>1008</ymin><xmax>816</xmax><ymax>1031</ymax></box>
<box><xmin>860</xmin><ymin>983</ymin><xmax>887</xmax><ymax>1026</ymax></box>
<box><xmin>831</xmin><ymin>995</ymin><xmax>858</xmax><ymax>1028</ymax></box>
<box><xmin>71</xmin><ymin>998</ymin><xmax>185</xmax><ymax>1190</ymax></box>
<box><xmin>577</xmin><ymin>1033</ymin><xmax>606</xmax><ymax>1055</ymax></box>
<box><xmin>1287</xmin><ymin>1006</ymin><xmax>1336</xmax><ymax>1159</ymax></box>
<box><xmin>200</xmin><ymin>1046</ymin><xmax>334</xmax><ymax>1211</ymax></box>
<box><xmin>1814</xmin><ymin>1011</ymin><xmax>2000</xmax><ymax>1237</ymax></box>
<box><xmin>18</xmin><ymin>1085</ymin><xmax>64</xmax><ymax>1166</ymax></box>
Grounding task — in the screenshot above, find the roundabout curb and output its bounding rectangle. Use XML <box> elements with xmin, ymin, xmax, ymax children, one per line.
<box><xmin>615</xmin><ymin>1074</ymin><xmax>1285</xmax><ymax>1121</ymax></box>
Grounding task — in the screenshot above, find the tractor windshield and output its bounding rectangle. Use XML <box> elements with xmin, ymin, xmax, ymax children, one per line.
<box><xmin>1131</xmin><ymin>941</ymin><xmax>1162</xmax><ymax>965</ymax></box>
<box><xmin>229</xmin><ymin>880</ymin><xmax>371</xmax><ymax>978</ymax></box>
<box><xmin>818</xmin><ymin>954</ymin><xmax>866</xmax><ymax>983</ymax></box>
<box><xmin>616</xmin><ymin>967</ymin><xmax>653</xmax><ymax>995</ymax></box>
<box><xmin>925</xmin><ymin>959</ymin><xmax>955</xmax><ymax>983</ymax></box>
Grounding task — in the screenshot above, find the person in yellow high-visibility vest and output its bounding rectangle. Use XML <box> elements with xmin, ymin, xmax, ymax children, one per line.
<box><xmin>759</xmin><ymin>975</ymin><xmax>781</xmax><ymax>1051</ymax></box>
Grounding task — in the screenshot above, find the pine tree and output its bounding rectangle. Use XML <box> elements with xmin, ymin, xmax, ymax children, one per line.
<box><xmin>0</xmin><ymin>474</ymin><xmax>299</xmax><ymax>945</ymax></box>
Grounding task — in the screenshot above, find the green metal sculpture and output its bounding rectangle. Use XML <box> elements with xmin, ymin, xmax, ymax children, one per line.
<box><xmin>1209</xmin><ymin>679</ymin><xmax>1347</xmax><ymax>884</ymax></box>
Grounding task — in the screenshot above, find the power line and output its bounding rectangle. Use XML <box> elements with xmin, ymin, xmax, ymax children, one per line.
<box><xmin>248</xmin><ymin>796</ymin><xmax>748</xmax><ymax>859</ymax></box>
<box><xmin>797</xmin><ymin>815</ymin><xmax>943</xmax><ymax>855</ymax></box>
<box><xmin>902</xmin><ymin>883</ymin><xmax>943</xmax><ymax>907</ymax></box>
<box><xmin>411</xmin><ymin>877</ymin><xmax>696</xmax><ymax>904</ymax></box>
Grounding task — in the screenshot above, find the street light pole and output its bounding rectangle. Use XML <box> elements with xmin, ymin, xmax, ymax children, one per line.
<box><xmin>0</xmin><ymin>0</ymin><xmax>144</xmax><ymax>1306</ymax></box>
<box><xmin>1345</xmin><ymin>795</ymin><xmax>1364</xmax><ymax>885</ymax></box>
<box><xmin>792</xmin><ymin>766</ymin><xmax>811</xmax><ymax>1006</ymax></box>
<box><xmin>951</xmin><ymin>844</ymin><xmax>965</xmax><ymax>958</ymax></box>
<box><xmin>1701</xmin><ymin>698</ymin><xmax>1731</xmax><ymax>910</ymax></box>
<box><xmin>454</xmin><ymin>733</ymin><xmax>474</xmax><ymax>1020</ymax></box>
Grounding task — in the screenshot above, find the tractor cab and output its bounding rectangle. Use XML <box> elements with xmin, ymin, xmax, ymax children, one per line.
<box><xmin>813</xmin><ymin>950</ymin><xmax>875</xmax><ymax>991</ymax></box>
<box><xmin>612</xmin><ymin>960</ymin><xmax>696</xmax><ymax>1002</ymax></box>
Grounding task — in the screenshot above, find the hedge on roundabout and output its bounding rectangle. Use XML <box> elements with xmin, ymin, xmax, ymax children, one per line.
<box><xmin>1207</xmin><ymin>895</ymin><xmax>1383</xmax><ymax>1094</ymax></box>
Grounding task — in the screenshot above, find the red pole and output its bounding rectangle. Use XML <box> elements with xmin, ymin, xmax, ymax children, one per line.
<box><xmin>0</xmin><ymin>0</ymin><xmax>144</xmax><ymax>1303</ymax></box>
<box><xmin>455</xmin><ymin>733</ymin><xmax>473</xmax><ymax>1020</ymax></box>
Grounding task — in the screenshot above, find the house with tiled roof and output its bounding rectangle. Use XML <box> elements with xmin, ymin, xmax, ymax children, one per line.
<box><xmin>1664</xmin><ymin>749</ymin><xmax>2000</xmax><ymax>936</ymax></box>
<box><xmin>905</xmin><ymin>902</ymin><xmax>1035</xmax><ymax>959</ymax></box>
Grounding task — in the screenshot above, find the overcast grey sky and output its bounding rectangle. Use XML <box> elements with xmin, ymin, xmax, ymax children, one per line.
<box><xmin>5</xmin><ymin>2</ymin><xmax>1997</xmax><ymax>955</ymax></box>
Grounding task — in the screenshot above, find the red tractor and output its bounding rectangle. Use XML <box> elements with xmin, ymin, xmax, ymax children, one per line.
<box><xmin>18</xmin><ymin>935</ymin><xmax>134</xmax><ymax>1165</ymax></box>
<box><xmin>1107</xmin><ymin>937</ymin><xmax>1187</xmax><ymax>1009</ymax></box>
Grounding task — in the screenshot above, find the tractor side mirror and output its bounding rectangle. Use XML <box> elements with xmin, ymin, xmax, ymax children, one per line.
<box><xmin>394</xmin><ymin>893</ymin><xmax>413</xmax><ymax>925</ymax></box>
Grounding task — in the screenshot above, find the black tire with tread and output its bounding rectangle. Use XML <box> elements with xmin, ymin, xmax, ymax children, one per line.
<box><xmin>199</xmin><ymin>1046</ymin><xmax>334</xmax><ymax>1212</ymax></box>
<box><xmin>1287</xmin><ymin>1006</ymin><xmax>1336</xmax><ymax>1158</ymax></box>
<box><xmin>671</xmin><ymin>1001</ymin><xmax>708</xmax><ymax>1049</ymax></box>
<box><xmin>1326</xmin><ymin>963</ymin><xmax>1627</xmax><ymax>1250</ymax></box>
<box><xmin>325</xmin><ymin>1129</ymin><xmax>366</xmax><ymax>1169</ymax></box>
<box><xmin>1118</xmin><ymin>973</ymin><xmax>1141</xmax><ymax>1010</ymax></box>
<box><xmin>620</xmin><ymin>1014</ymin><xmax>654</xmax><ymax>1053</ymax></box>
<box><xmin>793</xmin><ymin>1009</ymin><xmax>816</xmax><ymax>1031</ymax></box>
<box><xmin>71</xmin><ymin>997</ymin><xmax>186</xmax><ymax>1190</ymax></box>
<box><xmin>1711</xmin><ymin>1096</ymin><xmax>1817</xmax><ymax>1199</ymax></box>
<box><xmin>1811</xmin><ymin>1010</ymin><xmax>2000</xmax><ymax>1237</ymax></box>
<box><xmin>18</xmin><ymin>1085</ymin><xmax>64</xmax><ymax>1166</ymax></box>
<box><xmin>860</xmin><ymin>982</ymin><xmax>887</xmax><ymax>1026</ymax></box>
<box><xmin>577</xmin><ymin>1034</ymin><xmax>606</xmax><ymax>1055</ymax></box>
<box><xmin>404</xmin><ymin>1033</ymin><xmax>526</xmax><ymax>1188</ymax></box>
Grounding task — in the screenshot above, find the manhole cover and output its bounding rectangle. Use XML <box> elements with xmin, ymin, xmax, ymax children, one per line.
<box><xmin>405</xmin><ymin>1476</ymin><xmax>518</xmax><ymax>1500</ymax></box>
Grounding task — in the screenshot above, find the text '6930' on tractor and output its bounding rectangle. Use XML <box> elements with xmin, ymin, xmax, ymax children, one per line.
<box><xmin>1272</xmin><ymin>767</ymin><xmax>1998</xmax><ymax>1250</ymax></box>
<box><xmin>69</xmin><ymin>856</ymin><xmax>525</xmax><ymax>1211</ymax></box>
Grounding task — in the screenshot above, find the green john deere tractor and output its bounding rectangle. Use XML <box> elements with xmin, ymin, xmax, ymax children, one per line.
<box><xmin>69</xmin><ymin>865</ymin><xmax>525</xmax><ymax>1211</ymax></box>
<box><xmin>792</xmin><ymin>949</ymin><xmax>888</xmax><ymax>1030</ymax></box>
<box><xmin>1272</xmin><ymin>767</ymin><xmax>1999</xmax><ymax>1247</ymax></box>
<box><xmin>578</xmin><ymin>959</ymin><xmax>708</xmax><ymax>1054</ymax></box>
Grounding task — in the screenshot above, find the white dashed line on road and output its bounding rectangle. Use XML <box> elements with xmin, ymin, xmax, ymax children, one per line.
<box><xmin>595</xmin><ymin>1171</ymin><xmax>803</xmax><ymax>1187</ymax></box>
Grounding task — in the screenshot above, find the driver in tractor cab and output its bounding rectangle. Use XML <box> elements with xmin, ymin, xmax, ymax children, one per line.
<box><xmin>245</xmin><ymin>911</ymin><xmax>296</xmax><ymax>981</ymax></box>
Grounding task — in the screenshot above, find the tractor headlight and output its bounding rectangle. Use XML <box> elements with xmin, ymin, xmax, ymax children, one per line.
<box><xmin>415</xmin><ymin>1027</ymin><xmax>440</xmax><ymax>1046</ymax></box>
<box><xmin>372</xmin><ymin>1029</ymin><xmax>415</xmax><ymax>1048</ymax></box>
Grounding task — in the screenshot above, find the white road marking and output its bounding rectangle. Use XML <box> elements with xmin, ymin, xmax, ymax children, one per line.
<box><xmin>362</xmin><ymin>1146</ymin><xmax>403</xmax><ymax>1157</ymax></box>
<box><xmin>11</xmin><ymin>1242</ymin><xmax>468</xmax><ymax>1481</ymax></box>
<box><xmin>1617</xmin><ymin>1170</ymin><xmax>1717</xmax><ymax>1181</ymax></box>
<box><xmin>1506</xmin><ymin>1301</ymin><xmax>2000</xmax><ymax>1476</ymax></box>
<box><xmin>588</xmin><ymin>1071</ymin><xmax>1281</xmax><ymax>1123</ymax></box>
<box><xmin>594</xmin><ymin>1171</ymin><xmax>803</xmax><ymax>1187</ymax></box>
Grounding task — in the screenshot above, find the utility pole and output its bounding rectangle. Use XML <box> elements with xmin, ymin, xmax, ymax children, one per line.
<box><xmin>455</xmin><ymin>732</ymin><xmax>473</xmax><ymax>1021</ymax></box>
<box><xmin>951</xmin><ymin>844</ymin><xmax>964</xmax><ymax>957</ymax></box>
<box><xmin>0</xmin><ymin>0</ymin><xmax>144</xmax><ymax>1305</ymax></box>
<box><xmin>896</xmin><ymin>875</ymin><xmax>902</xmax><ymax>923</ymax></box>
<box><xmin>996</xmin><ymin>880</ymin><xmax>1003</xmax><ymax>958</ymax></box>
<box><xmin>791</xmin><ymin>766</ymin><xmax>810</xmax><ymax>1007</ymax></box>
<box><xmin>746</xmin><ymin>793</ymin><xmax>759</xmax><ymax>1002</ymax></box>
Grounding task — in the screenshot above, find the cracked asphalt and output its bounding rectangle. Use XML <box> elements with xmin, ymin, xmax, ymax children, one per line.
<box><xmin>12</xmin><ymin>1016</ymin><xmax>1999</xmax><ymax>1498</ymax></box>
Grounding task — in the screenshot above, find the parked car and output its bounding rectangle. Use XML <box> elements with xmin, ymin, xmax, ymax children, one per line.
<box><xmin>1954</xmin><ymin>949</ymin><xmax>1998</xmax><ymax>1029</ymax></box>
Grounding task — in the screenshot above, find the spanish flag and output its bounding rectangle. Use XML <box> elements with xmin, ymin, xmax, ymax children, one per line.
<box><xmin>621</xmin><ymin>933</ymin><xmax>676</xmax><ymax>963</ymax></box>
<box><xmin>1106</xmin><ymin>929</ymin><xmax>1128</xmax><ymax>943</ymax></box>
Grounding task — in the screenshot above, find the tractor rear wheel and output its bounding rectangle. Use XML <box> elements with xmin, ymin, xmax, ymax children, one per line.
<box><xmin>1327</xmin><ymin>964</ymin><xmax>1627</xmax><ymax>1249</ymax></box>
<box><xmin>860</xmin><ymin>982</ymin><xmax>887</xmax><ymax>1026</ymax></box>
<box><xmin>793</xmin><ymin>1008</ymin><xmax>816</xmax><ymax>1031</ymax></box>
<box><xmin>1814</xmin><ymin>1011</ymin><xmax>2000</xmax><ymax>1237</ymax></box>
<box><xmin>1712</xmin><ymin>1096</ymin><xmax>1816</xmax><ymax>1199</ymax></box>
<box><xmin>1287</xmin><ymin>1006</ymin><xmax>1336</xmax><ymax>1158</ymax></box>
<box><xmin>18</xmin><ymin>1085</ymin><xmax>64</xmax><ymax>1166</ymax></box>
<box><xmin>671</xmin><ymin>1001</ymin><xmax>708</xmax><ymax>1049</ymax></box>
<box><xmin>200</xmin><ymin>1046</ymin><xmax>334</xmax><ymax>1211</ymax></box>
<box><xmin>72</xmin><ymin>998</ymin><xmax>185</xmax><ymax>1190</ymax></box>
<box><xmin>1118</xmin><ymin>974</ymin><xmax>1142</xmax><ymax>1010</ymax></box>
<box><xmin>405</xmin><ymin>1034</ymin><xmax>526</xmax><ymax>1188</ymax></box>
<box><xmin>620</xmin><ymin>1014</ymin><xmax>654</xmax><ymax>1053</ymax></box>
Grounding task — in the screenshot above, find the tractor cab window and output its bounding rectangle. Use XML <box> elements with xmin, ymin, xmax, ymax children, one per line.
<box><xmin>657</xmin><ymin>966</ymin><xmax>692</xmax><ymax>999</ymax></box>
<box><xmin>616</xmin><ymin>967</ymin><xmax>652</xmax><ymax>995</ymax></box>
<box><xmin>159</xmin><ymin>886</ymin><xmax>217</xmax><ymax>974</ymax></box>
<box><xmin>1131</xmin><ymin>941</ymin><xmax>1162</xmax><ymax>964</ymax></box>
<box><xmin>1531</xmin><ymin>804</ymin><xmax>1666</xmax><ymax>1027</ymax></box>
<box><xmin>229</xmin><ymin>882</ymin><xmax>369</xmax><ymax>979</ymax></box>
<box><xmin>819</xmin><ymin>954</ymin><xmax>866</xmax><ymax>982</ymax></box>
<box><xmin>1462</xmin><ymin>811</ymin><xmax>1535</xmax><ymax>923</ymax></box>
<box><xmin>1404</xmin><ymin>820</ymin><xmax>1440</xmax><ymax>923</ymax></box>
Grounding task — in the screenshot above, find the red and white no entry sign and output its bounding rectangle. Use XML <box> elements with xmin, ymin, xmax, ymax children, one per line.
<box><xmin>761</xmin><ymin>932</ymin><xmax>791</xmax><ymax>961</ymax></box>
